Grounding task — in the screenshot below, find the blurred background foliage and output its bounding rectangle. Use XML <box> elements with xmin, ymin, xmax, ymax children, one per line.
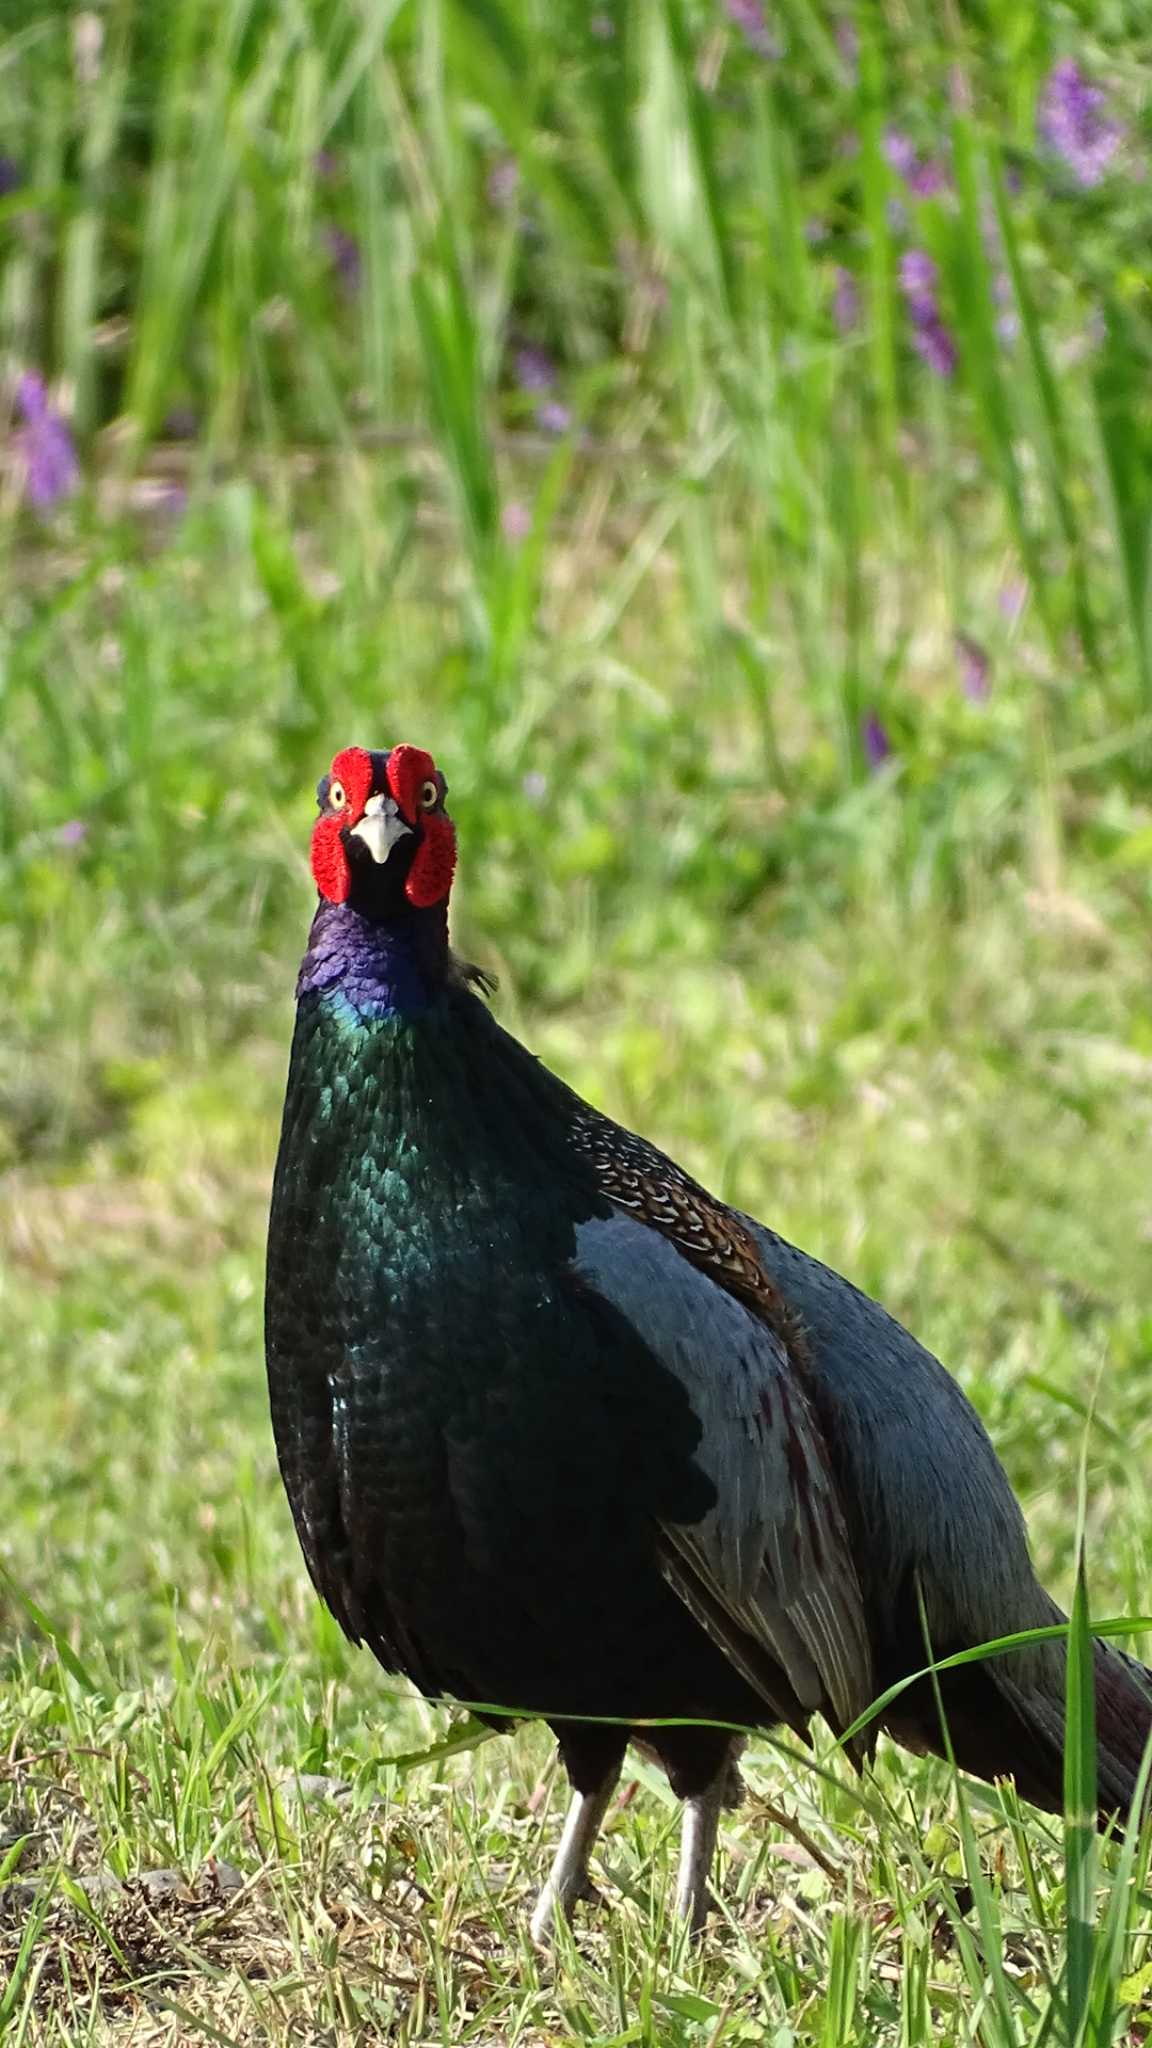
<box><xmin>2</xmin><ymin>0</ymin><xmax>1152</xmax><ymax>1142</ymax></box>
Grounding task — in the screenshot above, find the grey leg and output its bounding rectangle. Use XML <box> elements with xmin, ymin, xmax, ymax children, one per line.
<box><xmin>531</xmin><ymin>1767</ymin><xmax>621</xmax><ymax>1943</ymax></box>
<box><xmin>674</xmin><ymin>1766</ymin><xmax>730</xmax><ymax>1933</ymax></box>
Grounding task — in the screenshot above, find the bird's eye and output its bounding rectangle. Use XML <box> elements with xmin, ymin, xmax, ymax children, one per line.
<box><xmin>329</xmin><ymin>780</ymin><xmax>346</xmax><ymax>811</ymax></box>
<box><xmin>420</xmin><ymin>778</ymin><xmax>438</xmax><ymax>809</ymax></box>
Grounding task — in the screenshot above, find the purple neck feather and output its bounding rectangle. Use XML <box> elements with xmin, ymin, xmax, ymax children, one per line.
<box><xmin>297</xmin><ymin>900</ymin><xmax>450</xmax><ymax>1016</ymax></box>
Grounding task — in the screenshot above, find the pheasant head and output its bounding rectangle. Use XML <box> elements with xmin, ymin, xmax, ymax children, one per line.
<box><xmin>310</xmin><ymin>743</ymin><xmax>457</xmax><ymax>918</ymax></box>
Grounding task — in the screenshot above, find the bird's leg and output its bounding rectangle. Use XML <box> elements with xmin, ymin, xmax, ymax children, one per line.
<box><xmin>530</xmin><ymin>1765</ymin><xmax>621</xmax><ymax>1944</ymax></box>
<box><xmin>674</xmin><ymin>1755</ymin><xmax>736</xmax><ymax>1934</ymax></box>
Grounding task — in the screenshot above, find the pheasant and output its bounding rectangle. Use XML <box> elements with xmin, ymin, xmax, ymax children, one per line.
<box><xmin>265</xmin><ymin>741</ymin><xmax>1152</xmax><ymax>1939</ymax></box>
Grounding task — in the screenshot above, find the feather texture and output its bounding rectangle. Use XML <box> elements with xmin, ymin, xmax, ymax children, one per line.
<box><xmin>572</xmin><ymin>1215</ymin><xmax>872</xmax><ymax>1736</ymax></box>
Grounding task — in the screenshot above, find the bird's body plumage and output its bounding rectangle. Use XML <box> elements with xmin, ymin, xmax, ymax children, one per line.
<box><xmin>267</xmin><ymin>904</ymin><xmax>844</xmax><ymax>1784</ymax></box>
<box><xmin>266</xmin><ymin>752</ymin><xmax>1152</xmax><ymax>1934</ymax></box>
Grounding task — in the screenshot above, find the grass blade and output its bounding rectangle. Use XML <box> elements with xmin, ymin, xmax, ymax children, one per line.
<box><xmin>1063</xmin><ymin>1553</ymin><xmax>1097</xmax><ymax>2044</ymax></box>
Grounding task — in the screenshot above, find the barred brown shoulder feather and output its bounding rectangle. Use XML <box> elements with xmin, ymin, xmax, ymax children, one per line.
<box><xmin>567</xmin><ymin>1106</ymin><xmax>810</xmax><ymax>1364</ymax></box>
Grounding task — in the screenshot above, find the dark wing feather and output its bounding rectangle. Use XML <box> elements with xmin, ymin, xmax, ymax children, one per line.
<box><xmin>572</xmin><ymin>1212</ymin><xmax>873</xmax><ymax>1737</ymax></box>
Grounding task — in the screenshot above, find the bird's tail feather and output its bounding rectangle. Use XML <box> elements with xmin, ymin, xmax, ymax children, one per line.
<box><xmin>992</xmin><ymin>1637</ymin><xmax>1152</xmax><ymax>1825</ymax></box>
<box><xmin>886</xmin><ymin>1619</ymin><xmax>1152</xmax><ymax>1828</ymax></box>
<box><xmin>1090</xmin><ymin>1640</ymin><xmax>1151</xmax><ymax>1821</ymax></box>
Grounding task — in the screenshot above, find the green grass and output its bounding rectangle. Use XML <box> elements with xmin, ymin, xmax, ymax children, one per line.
<box><xmin>4</xmin><ymin>0</ymin><xmax>1152</xmax><ymax>2039</ymax></box>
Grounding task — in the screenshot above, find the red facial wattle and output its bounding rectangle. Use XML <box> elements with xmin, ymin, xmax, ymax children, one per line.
<box><xmin>309</xmin><ymin>742</ymin><xmax>457</xmax><ymax>909</ymax></box>
<box><xmin>310</xmin><ymin>745</ymin><xmax>374</xmax><ymax>903</ymax></box>
<box><xmin>386</xmin><ymin>744</ymin><xmax>457</xmax><ymax>909</ymax></box>
<box><xmin>405</xmin><ymin>811</ymin><xmax>456</xmax><ymax>908</ymax></box>
<box><xmin>310</xmin><ymin>812</ymin><xmax>352</xmax><ymax>902</ymax></box>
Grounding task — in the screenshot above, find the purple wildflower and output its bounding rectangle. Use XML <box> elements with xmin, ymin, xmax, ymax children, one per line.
<box><xmin>1039</xmin><ymin>59</ymin><xmax>1122</xmax><ymax>188</ymax></box>
<box><xmin>723</xmin><ymin>0</ymin><xmax>780</xmax><ymax>58</ymax></box>
<box><xmin>862</xmin><ymin>713</ymin><xmax>892</xmax><ymax>769</ymax></box>
<box><xmin>511</xmin><ymin>345</ymin><xmax>571</xmax><ymax>431</ymax></box>
<box><xmin>898</xmin><ymin>249</ymin><xmax>938</xmax><ymax>307</ymax></box>
<box><xmin>14</xmin><ymin>373</ymin><xmax>78</xmax><ymax>510</ymax></box>
<box><xmin>912</xmin><ymin>317</ymin><xmax>957</xmax><ymax>377</ymax></box>
<box><xmin>898</xmin><ymin>249</ymin><xmax>957</xmax><ymax>377</ymax></box>
<box><xmin>0</xmin><ymin>157</ymin><xmax>21</xmax><ymax>198</ymax></box>
<box><xmin>314</xmin><ymin>147</ymin><xmax>340</xmax><ymax>180</ymax></box>
<box><xmin>954</xmin><ymin>632</ymin><xmax>991</xmax><ymax>701</ymax></box>
<box><xmin>832</xmin><ymin>265</ymin><xmax>860</xmax><ymax>333</ymax></box>
<box><xmin>999</xmin><ymin>577</ymin><xmax>1027</xmax><ymax>622</ymax></box>
<box><xmin>907</xmin><ymin>157</ymin><xmax>949</xmax><ymax>198</ymax></box>
<box><xmin>323</xmin><ymin>226</ymin><xmax>361</xmax><ymax>292</ymax></box>
<box><xmin>501</xmin><ymin>499</ymin><xmax>531</xmax><ymax>542</ymax></box>
<box><xmin>590</xmin><ymin>12</ymin><xmax>616</xmax><ymax>36</ymax></box>
<box><xmin>56</xmin><ymin>819</ymin><xmax>88</xmax><ymax>848</ymax></box>
<box><xmin>514</xmin><ymin>345</ymin><xmax>556</xmax><ymax>394</ymax></box>
<box><xmin>884</xmin><ymin>132</ymin><xmax>950</xmax><ymax>198</ymax></box>
<box><xmin>883</xmin><ymin>130</ymin><xmax>918</xmax><ymax>179</ymax></box>
<box><xmin>536</xmin><ymin>398</ymin><xmax>572</xmax><ymax>435</ymax></box>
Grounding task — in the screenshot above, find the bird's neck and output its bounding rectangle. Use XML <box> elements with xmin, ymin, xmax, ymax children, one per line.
<box><xmin>284</xmin><ymin>901</ymin><xmax>591</xmax><ymax>1226</ymax></box>
<box><xmin>297</xmin><ymin>899</ymin><xmax>451</xmax><ymax>1018</ymax></box>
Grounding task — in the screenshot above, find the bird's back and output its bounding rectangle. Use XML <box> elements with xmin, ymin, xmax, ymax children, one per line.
<box><xmin>745</xmin><ymin>1221</ymin><xmax>1048</xmax><ymax>1656</ymax></box>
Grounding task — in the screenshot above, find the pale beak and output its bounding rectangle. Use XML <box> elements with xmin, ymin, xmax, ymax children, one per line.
<box><xmin>350</xmin><ymin>792</ymin><xmax>412</xmax><ymax>864</ymax></box>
